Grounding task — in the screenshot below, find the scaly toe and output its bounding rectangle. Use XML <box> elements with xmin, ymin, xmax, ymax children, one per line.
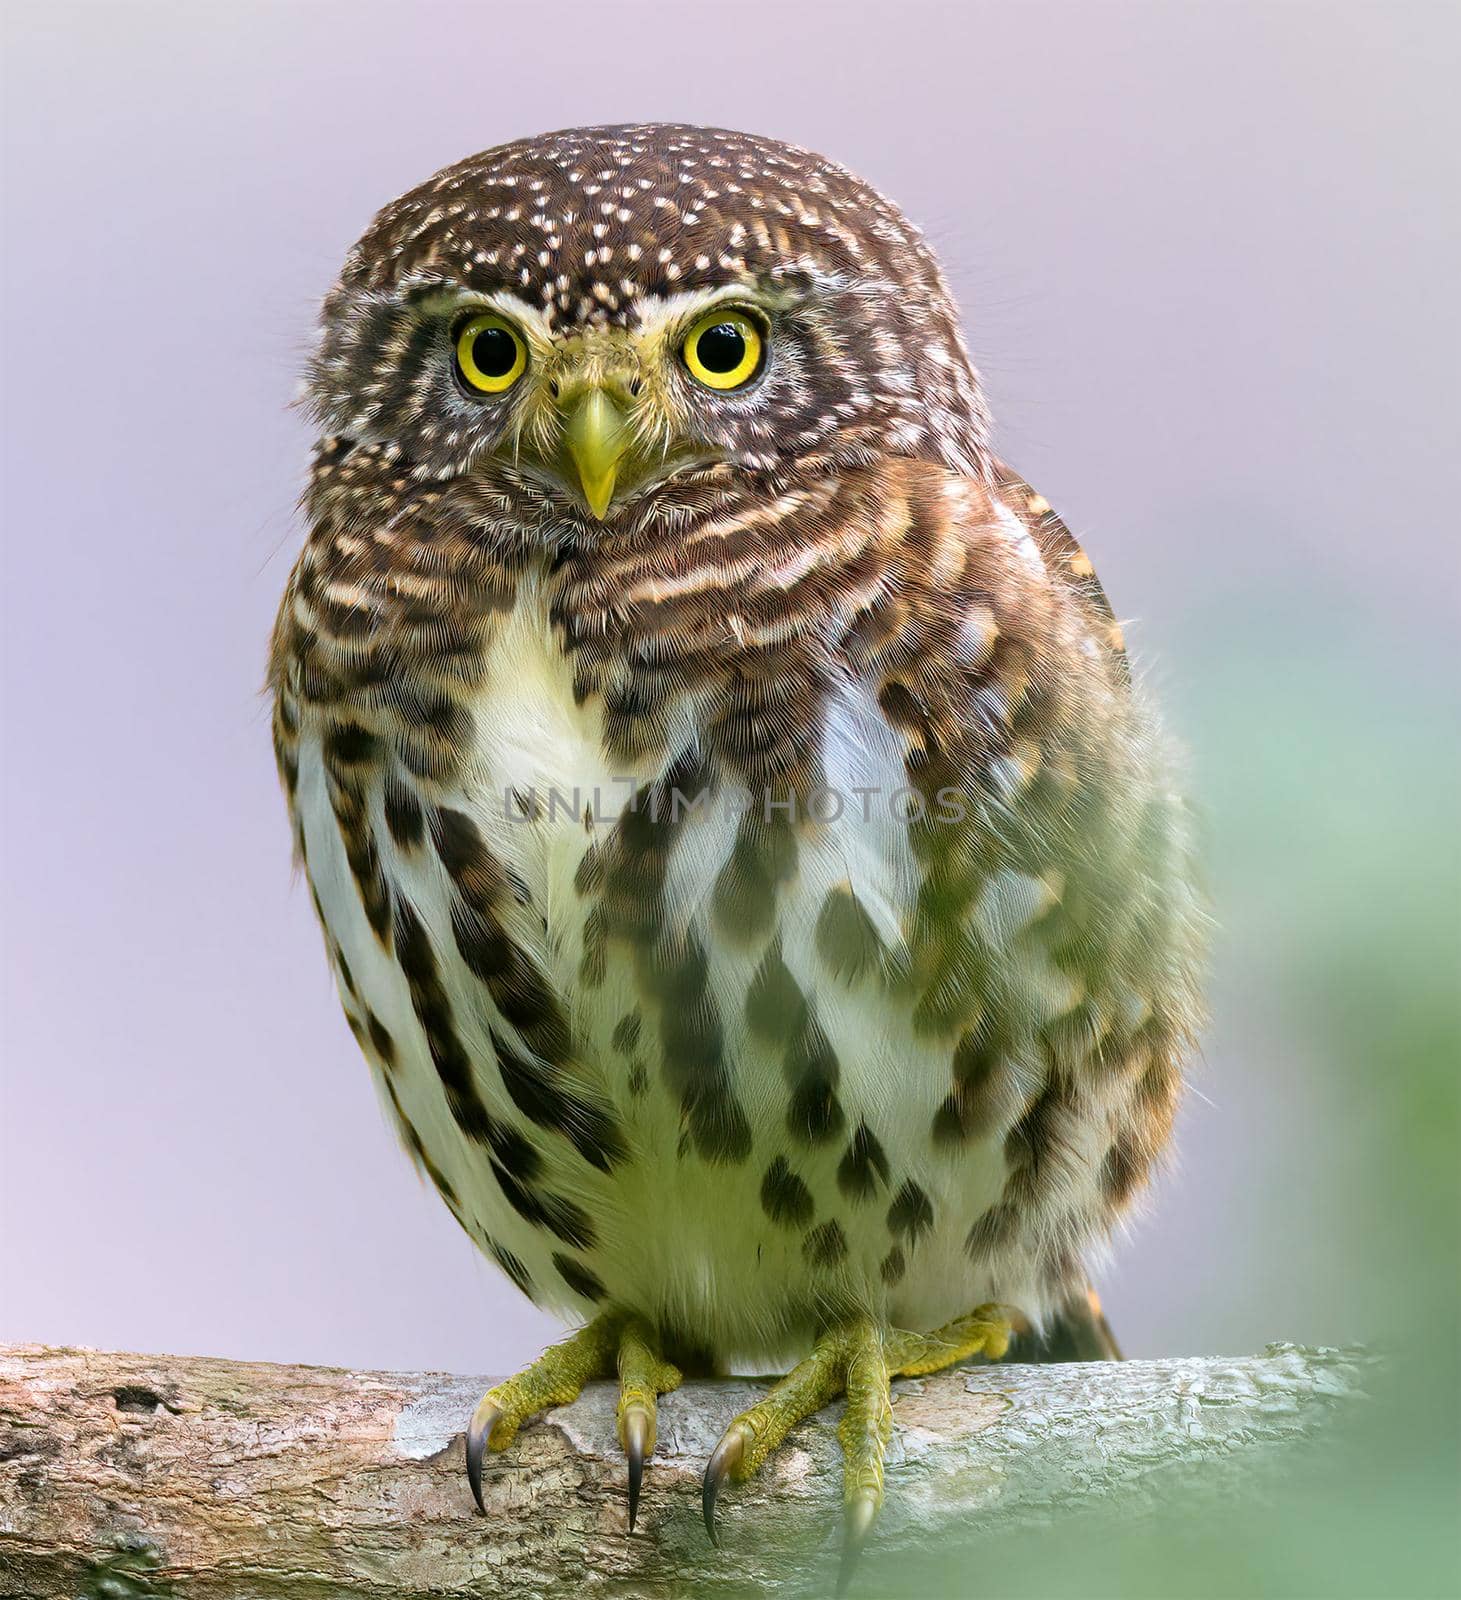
<box><xmin>700</xmin><ymin>1330</ymin><xmax>854</xmax><ymax>1548</ymax></box>
<box><xmin>460</xmin><ymin>1313</ymin><xmax>625</xmax><ymax>1514</ymax></box>
<box><xmin>887</xmin><ymin>1302</ymin><xmax>1018</xmax><ymax>1377</ymax></box>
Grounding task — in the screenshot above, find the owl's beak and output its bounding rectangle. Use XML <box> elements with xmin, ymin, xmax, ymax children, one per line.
<box><xmin>561</xmin><ymin>387</ymin><xmax>633</xmax><ymax>520</ymax></box>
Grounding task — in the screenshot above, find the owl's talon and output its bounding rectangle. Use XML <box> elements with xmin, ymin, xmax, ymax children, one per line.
<box><xmin>620</xmin><ymin>1403</ymin><xmax>650</xmax><ymax>1532</ymax></box>
<box><xmin>615</xmin><ymin>1319</ymin><xmax>681</xmax><ymax>1532</ymax></box>
<box><xmin>462</xmin><ymin>1315</ymin><xmax>681</xmax><ymax>1525</ymax></box>
<box><xmin>461</xmin><ymin>1314</ymin><xmax>621</xmax><ymax>1514</ymax></box>
<box><xmin>837</xmin><ymin>1490</ymin><xmax>880</xmax><ymax>1597</ymax></box>
<box><xmin>464</xmin><ymin>1396</ymin><xmax>500</xmax><ymax>1515</ymax></box>
<box><xmin>702</xmin><ymin>1421</ymin><xmax>746</xmax><ymax>1546</ymax></box>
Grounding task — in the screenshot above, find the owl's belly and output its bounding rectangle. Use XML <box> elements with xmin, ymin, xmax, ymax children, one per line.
<box><xmin>293</xmin><ymin>589</ymin><xmax>1110</xmax><ymax>1364</ymax></box>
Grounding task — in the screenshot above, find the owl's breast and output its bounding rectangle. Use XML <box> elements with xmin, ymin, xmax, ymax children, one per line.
<box><xmin>456</xmin><ymin>576</ymin><xmax>648</xmax><ymax>952</ymax></box>
<box><xmin>277</xmin><ymin>490</ymin><xmax>1200</xmax><ymax>1361</ymax></box>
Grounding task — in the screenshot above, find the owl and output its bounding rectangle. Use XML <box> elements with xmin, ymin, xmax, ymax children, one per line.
<box><xmin>270</xmin><ymin>123</ymin><xmax>1205</xmax><ymax>1586</ymax></box>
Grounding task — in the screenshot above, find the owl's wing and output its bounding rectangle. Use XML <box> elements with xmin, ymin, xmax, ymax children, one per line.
<box><xmin>992</xmin><ymin>461</ymin><xmax>1129</xmax><ymax>683</ymax></box>
<box><xmin>822</xmin><ymin>457</ymin><xmax>1199</xmax><ymax>1328</ymax></box>
<box><xmin>989</xmin><ymin>467</ymin><xmax>1169</xmax><ymax>1349</ymax></box>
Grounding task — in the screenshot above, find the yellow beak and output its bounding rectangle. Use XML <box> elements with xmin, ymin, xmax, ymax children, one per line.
<box><xmin>562</xmin><ymin>388</ymin><xmax>632</xmax><ymax>519</ymax></box>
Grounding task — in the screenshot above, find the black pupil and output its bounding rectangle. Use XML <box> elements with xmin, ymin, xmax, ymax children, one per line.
<box><xmin>697</xmin><ymin>322</ymin><xmax>746</xmax><ymax>374</ymax></box>
<box><xmin>470</xmin><ymin>326</ymin><xmax>517</xmax><ymax>378</ymax></box>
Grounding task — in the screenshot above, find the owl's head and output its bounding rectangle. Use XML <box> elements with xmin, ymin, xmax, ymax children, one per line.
<box><xmin>309</xmin><ymin>124</ymin><xmax>989</xmax><ymax>520</ymax></box>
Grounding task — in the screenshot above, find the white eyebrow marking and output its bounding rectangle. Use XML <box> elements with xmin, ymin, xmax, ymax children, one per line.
<box><xmin>409</xmin><ymin>286</ymin><xmax>558</xmax><ymax>349</ymax></box>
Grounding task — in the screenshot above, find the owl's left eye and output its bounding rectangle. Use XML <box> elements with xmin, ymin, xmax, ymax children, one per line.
<box><xmin>454</xmin><ymin>312</ymin><xmax>527</xmax><ymax>395</ymax></box>
<box><xmin>680</xmin><ymin>307</ymin><xmax>766</xmax><ymax>391</ymax></box>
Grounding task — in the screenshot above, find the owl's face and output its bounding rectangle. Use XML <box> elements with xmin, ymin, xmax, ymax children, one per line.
<box><xmin>308</xmin><ymin>124</ymin><xmax>990</xmax><ymax>523</ymax></box>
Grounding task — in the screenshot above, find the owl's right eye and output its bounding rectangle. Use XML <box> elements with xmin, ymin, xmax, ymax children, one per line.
<box><xmin>454</xmin><ymin>313</ymin><xmax>527</xmax><ymax>395</ymax></box>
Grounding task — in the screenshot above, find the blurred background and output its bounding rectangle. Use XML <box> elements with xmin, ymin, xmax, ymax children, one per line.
<box><xmin>2</xmin><ymin>2</ymin><xmax>1457</xmax><ymax>1595</ymax></box>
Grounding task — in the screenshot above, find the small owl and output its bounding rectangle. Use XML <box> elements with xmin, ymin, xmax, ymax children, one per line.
<box><xmin>270</xmin><ymin>123</ymin><xmax>1205</xmax><ymax>1584</ymax></box>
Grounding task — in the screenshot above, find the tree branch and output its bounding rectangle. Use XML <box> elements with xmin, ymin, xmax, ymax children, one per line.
<box><xmin>0</xmin><ymin>1342</ymin><xmax>1372</xmax><ymax>1598</ymax></box>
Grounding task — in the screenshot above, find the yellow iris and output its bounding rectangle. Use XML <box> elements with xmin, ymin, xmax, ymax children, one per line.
<box><xmin>681</xmin><ymin>307</ymin><xmax>765</xmax><ymax>391</ymax></box>
<box><xmin>454</xmin><ymin>313</ymin><xmax>527</xmax><ymax>394</ymax></box>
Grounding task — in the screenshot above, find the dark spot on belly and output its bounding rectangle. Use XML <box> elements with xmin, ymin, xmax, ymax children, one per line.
<box><xmin>450</xmin><ymin>898</ymin><xmax>573</xmax><ymax>1068</ymax></box>
<box><xmin>816</xmin><ymin>883</ymin><xmax>888</xmax><ymax>983</ymax></box>
<box><xmin>745</xmin><ymin>940</ymin><xmax>809</xmax><ymax>1039</ymax></box>
<box><xmin>612</xmin><ymin>1010</ymin><xmax>642</xmax><ymax>1053</ymax></box>
<box><xmin>392</xmin><ymin>898</ymin><xmax>499</xmax><ymax>1145</ymax></box>
<box><xmin>686</xmin><ymin>1084</ymin><xmax>753</xmax><ymax>1164</ymax></box>
<box><xmin>784</xmin><ymin>1013</ymin><xmax>844</xmax><ymax>1146</ymax></box>
<box><xmin>1003</xmin><ymin>1076</ymin><xmax>1081</xmax><ymax>1200</ymax></box>
<box><xmin>491</xmin><ymin>1162</ymin><xmax>596</xmax><ymax>1249</ymax></box>
<box><xmin>931</xmin><ymin>1027</ymin><xmax>1008</xmax><ymax>1146</ymax></box>
<box><xmin>579</xmin><ymin>905</ymin><xmax>607</xmax><ymax>987</ymax></box>
<box><xmin>886</xmin><ymin>1180</ymin><xmax>934</xmax><ymax>1244</ymax></box>
<box><xmin>712</xmin><ymin>823</ymin><xmax>782</xmax><ymax>943</ymax></box>
<box><xmin>487</xmin><ymin>1239</ymin><xmax>535</xmax><ymax>1300</ymax></box>
<box><xmin>648</xmin><ymin>931</ymin><xmax>752</xmax><ymax>1164</ymax></box>
<box><xmin>486</xmin><ymin>1120</ymin><xmax>541</xmax><ymax>1185</ymax></box>
<box><xmin>430</xmin><ymin>806</ymin><xmax>507</xmax><ymax>900</ymax></box>
<box><xmin>802</xmin><ymin>1219</ymin><xmax>848</xmax><ymax>1268</ymax></box>
<box><xmin>787</xmin><ymin>1078</ymin><xmax>844</xmax><ymax>1145</ymax></box>
<box><xmin>837</xmin><ymin>1122</ymin><xmax>890</xmax><ymax>1201</ymax></box>
<box><xmin>911</xmin><ymin>927</ymin><xmax>992</xmax><ymax>1039</ymax></box>
<box><xmin>491</xmin><ymin>1027</ymin><xmax>627</xmax><ymax>1173</ymax></box>
<box><xmin>965</xmin><ymin>1200</ymin><xmax>1017</xmax><ymax>1262</ymax></box>
<box><xmin>760</xmin><ymin>1156</ymin><xmax>814</xmax><ymax>1227</ymax></box>
<box><xmin>553</xmin><ymin>1253</ymin><xmax>607</xmax><ymax>1302</ymax></box>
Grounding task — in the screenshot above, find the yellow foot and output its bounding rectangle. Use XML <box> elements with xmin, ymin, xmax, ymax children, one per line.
<box><xmin>702</xmin><ymin>1305</ymin><xmax>1015</xmax><ymax>1594</ymax></box>
<box><xmin>466</xmin><ymin>1311</ymin><xmax>682</xmax><ymax>1530</ymax></box>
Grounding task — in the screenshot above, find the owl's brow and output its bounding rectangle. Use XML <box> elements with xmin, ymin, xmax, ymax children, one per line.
<box><xmin>404</xmin><ymin>284</ymin><xmax>556</xmax><ymax>346</ymax></box>
<box><xmin>614</xmin><ymin>284</ymin><xmax>773</xmax><ymax>340</ymax></box>
<box><xmin>399</xmin><ymin>265</ymin><xmax>805</xmax><ymax>328</ymax></box>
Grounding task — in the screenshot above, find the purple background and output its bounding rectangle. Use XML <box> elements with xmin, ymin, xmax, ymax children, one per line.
<box><xmin>3</xmin><ymin>1</ymin><xmax>1456</xmax><ymax>1376</ymax></box>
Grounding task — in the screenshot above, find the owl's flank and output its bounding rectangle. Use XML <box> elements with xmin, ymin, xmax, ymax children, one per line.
<box><xmin>270</xmin><ymin>122</ymin><xmax>1205</xmax><ymax>1589</ymax></box>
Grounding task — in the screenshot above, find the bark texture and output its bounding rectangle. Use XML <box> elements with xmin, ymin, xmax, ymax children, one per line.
<box><xmin>0</xmin><ymin>1342</ymin><xmax>1371</xmax><ymax>1599</ymax></box>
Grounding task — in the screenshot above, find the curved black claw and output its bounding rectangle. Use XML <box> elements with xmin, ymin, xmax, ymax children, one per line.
<box><xmin>836</xmin><ymin>1491</ymin><xmax>879</xmax><ymax>1596</ymax></box>
<box><xmin>622</xmin><ymin>1405</ymin><xmax>649</xmax><ymax>1532</ymax></box>
<box><xmin>465</xmin><ymin>1397</ymin><xmax>501</xmax><ymax>1515</ymax></box>
<box><xmin>702</xmin><ymin>1422</ymin><xmax>746</xmax><ymax>1547</ymax></box>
